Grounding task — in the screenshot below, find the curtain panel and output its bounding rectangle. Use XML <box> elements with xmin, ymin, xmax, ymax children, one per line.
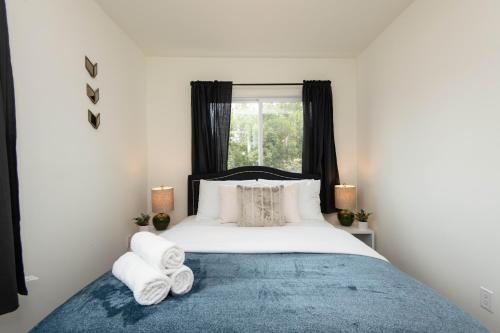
<box><xmin>0</xmin><ymin>0</ymin><xmax>27</xmax><ymax>315</ymax></box>
<box><xmin>302</xmin><ymin>80</ymin><xmax>340</xmax><ymax>213</ymax></box>
<box><xmin>191</xmin><ymin>81</ymin><xmax>232</xmax><ymax>174</ymax></box>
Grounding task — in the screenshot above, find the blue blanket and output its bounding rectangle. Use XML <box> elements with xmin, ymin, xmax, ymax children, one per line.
<box><xmin>31</xmin><ymin>253</ymin><xmax>487</xmax><ymax>333</ymax></box>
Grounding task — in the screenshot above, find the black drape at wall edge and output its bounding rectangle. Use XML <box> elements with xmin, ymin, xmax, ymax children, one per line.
<box><xmin>191</xmin><ymin>81</ymin><xmax>233</xmax><ymax>174</ymax></box>
<box><xmin>0</xmin><ymin>0</ymin><xmax>27</xmax><ymax>316</ymax></box>
<box><xmin>302</xmin><ymin>80</ymin><xmax>340</xmax><ymax>214</ymax></box>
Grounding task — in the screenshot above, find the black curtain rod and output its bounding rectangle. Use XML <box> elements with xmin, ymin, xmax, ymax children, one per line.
<box><xmin>233</xmin><ymin>83</ymin><xmax>303</xmax><ymax>86</ymax></box>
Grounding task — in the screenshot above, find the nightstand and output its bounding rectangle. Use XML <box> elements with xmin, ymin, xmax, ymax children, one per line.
<box><xmin>336</xmin><ymin>225</ymin><xmax>375</xmax><ymax>249</ymax></box>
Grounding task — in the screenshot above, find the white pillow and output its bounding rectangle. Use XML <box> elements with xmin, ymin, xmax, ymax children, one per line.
<box><xmin>196</xmin><ymin>179</ymin><xmax>257</xmax><ymax>221</ymax></box>
<box><xmin>257</xmin><ymin>179</ymin><xmax>323</xmax><ymax>221</ymax></box>
<box><xmin>219</xmin><ymin>182</ymin><xmax>301</xmax><ymax>223</ymax></box>
<box><xmin>298</xmin><ymin>180</ymin><xmax>323</xmax><ymax>220</ymax></box>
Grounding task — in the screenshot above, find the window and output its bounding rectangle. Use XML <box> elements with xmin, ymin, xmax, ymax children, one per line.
<box><xmin>228</xmin><ymin>98</ymin><xmax>303</xmax><ymax>172</ymax></box>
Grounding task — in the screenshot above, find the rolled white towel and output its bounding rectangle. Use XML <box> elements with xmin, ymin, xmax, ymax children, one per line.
<box><xmin>112</xmin><ymin>252</ymin><xmax>171</xmax><ymax>305</ymax></box>
<box><xmin>131</xmin><ymin>232</ymin><xmax>185</xmax><ymax>273</ymax></box>
<box><xmin>168</xmin><ymin>265</ymin><xmax>194</xmax><ymax>296</ymax></box>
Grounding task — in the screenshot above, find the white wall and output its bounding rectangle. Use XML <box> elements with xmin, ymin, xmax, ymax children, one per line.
<box><xmin>146</xmin><ymin>57</ymin><xmax>357</xmax><ymax>223</ymax></box>
<box><xmin>357</xmin><ymin>0</ymin><xmax>500</xmax><ymax>330</ymax></box>
<box><xmin>0</xmin><ymin>1</ymin><xmax>147</xmax><ymax>332</ymax></box>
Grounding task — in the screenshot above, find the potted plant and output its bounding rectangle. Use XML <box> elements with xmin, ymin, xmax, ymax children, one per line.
<box><xmin>133</xmin><ymin>213</ymin><xmax>150</xmax><ymax>232</ymax></box>
<box><xmin>354</xmin><ymin>209</ymin><xmax>371</xmax><ymax>230</ymax></box>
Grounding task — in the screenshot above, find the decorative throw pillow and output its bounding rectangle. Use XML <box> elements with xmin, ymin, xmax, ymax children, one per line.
<box><xmin>279</xmin><ymin>182</ymin><xmax>301</xmax><ymax>223</ymax></box>
<box><xmin>236</xmin><ymin>185</ymin><xmax>286</xmax><ymax>227</ymax></box>
<box><xmin>196</xmin><ymin>180</ymin><xmax>257</xmax><ymax>221</ymax></box>
<box><xmin>218</xmin><ymin>185</ymin><xmax>239</xmax><ymax>223</ymax></box>
<box><xmin>220</xmin><ymin>183</ymin><xmax>300</xmax><ymax>223</ymax></box>
<box><xmin>258</xmin><ymin>179</ymin><xmax>323</xmax><ymax>220</ymax></box>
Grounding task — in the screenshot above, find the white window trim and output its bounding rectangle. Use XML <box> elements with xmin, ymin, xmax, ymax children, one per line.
<box><xmin>231</xmin><ymin>96</ymin><xmax>302</xmax><ymax>167</ymax></box>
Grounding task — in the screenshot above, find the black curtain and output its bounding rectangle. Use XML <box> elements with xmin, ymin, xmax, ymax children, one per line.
<box><xmin>302</xmin><ymin>80</ymin><xmax>340</xmax><ymax>214</ymax></box>
<box><xmin>0</xmin><ymin>0</ymin><xmax>27</xmax><ymax>315</ymax></box>
<box><xmin>191</xmin><ymin>81</ymin><xmax>232</xmax><ymax>174</ymax></box>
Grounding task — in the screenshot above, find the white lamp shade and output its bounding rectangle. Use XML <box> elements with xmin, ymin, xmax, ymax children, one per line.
<box><xmin>151</xmin><ymin>186</ymin><xmax>174</xmax><ymax>214</ymax></box>
<box><xmin>334</xmin><ymin>185</ymin><xmax>356</xmax><ymax>210</ymax></box>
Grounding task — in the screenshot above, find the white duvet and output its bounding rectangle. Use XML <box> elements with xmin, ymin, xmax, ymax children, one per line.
<box><xmin>159</xmin><ymin>216</ymin><xmax>387</xmax><ymax>262</ymax></box>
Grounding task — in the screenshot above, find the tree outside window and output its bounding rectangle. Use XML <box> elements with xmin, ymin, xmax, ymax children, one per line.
<box><xmin>228</xmin><ymin>98</ymin><xmax>303</xmax><ymax>172</ymax></box>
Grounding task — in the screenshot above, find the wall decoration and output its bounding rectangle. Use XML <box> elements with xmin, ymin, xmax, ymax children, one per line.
<box><xmin>86</xmin><ymin>84</ymin><xmax>99</xmax><ymax>104</ymax></box>
<box><xmin>85</xmin><ymin>56</ymin><xmax>98</xmax><ymax>78</ymax></box>
<box><xmin>88</xmin><ymin>110</ymin><xmax>101</xmax><ymax>129</ymax></box>
<box><xmin>85</xmin><ymin>56</ymin><xmax>100</xmax><ymax>129</ymax></box>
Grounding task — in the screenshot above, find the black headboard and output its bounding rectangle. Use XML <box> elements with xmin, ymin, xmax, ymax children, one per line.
<box><xmin>187</xmin><ymin>166</ymin><xmax>319</xmax><ymax>215</ymax></box>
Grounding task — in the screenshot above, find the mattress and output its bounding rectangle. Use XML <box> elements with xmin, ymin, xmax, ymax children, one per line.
<box><xmin>158</xmin><ymin>216</ymin><xmax>386</xmax><ymax>260</ymax></box>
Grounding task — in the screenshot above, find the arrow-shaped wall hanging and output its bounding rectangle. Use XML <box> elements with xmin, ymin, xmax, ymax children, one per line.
<box><xmin>86</xmin><ymin>84</ymin><xmax>99</xmax><ymax>104</ymax></box>
<box><xmin>88</xmin><ymin>110</ymin><xmax>100</xmax><ymax>129</ymax></box>
<box><xmin>85</xmin><ymin>56</ymin><xmax>98</xmax><ymax>78</ymax></box>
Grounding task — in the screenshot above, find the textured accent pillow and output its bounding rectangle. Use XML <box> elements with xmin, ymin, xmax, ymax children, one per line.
<box><xmin>237</xmin><ymin>185</ymin><xmax>286</xmax><ymax>227</ymax></box>
<box><xmin>219</xmin><ymin>183</ymin><xmax>299</xmax><ymax>223</ymax></box>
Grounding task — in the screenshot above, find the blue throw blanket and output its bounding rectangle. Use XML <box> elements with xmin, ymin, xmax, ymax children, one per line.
<box><xmin>31</xmin><ymin>253</ymin><xmax>487</xmax><ymax>333</ymax></box>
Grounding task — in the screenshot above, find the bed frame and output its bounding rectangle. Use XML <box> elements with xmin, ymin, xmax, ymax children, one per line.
<box><xmin>187</xmin><ymin>166</ymin><xmax>320</xmax><ymax>215</ymax></box>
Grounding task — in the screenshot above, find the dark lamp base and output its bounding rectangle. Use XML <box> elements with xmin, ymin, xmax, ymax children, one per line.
<box><xmin>152</xmin><ymin>213</ymin><xmax>170</xmax><ymax>231</ymax></box>
<box><xmin>337</xmin><ymin>210</ymin><xmax>355</xmax><ymax>226</ymax></box>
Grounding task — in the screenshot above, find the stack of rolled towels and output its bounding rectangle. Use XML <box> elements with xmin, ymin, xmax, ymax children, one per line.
<box><xmin>112</xmin><ymin>232</ymin><xmax>194</xmax><ymax>305</ymax></box>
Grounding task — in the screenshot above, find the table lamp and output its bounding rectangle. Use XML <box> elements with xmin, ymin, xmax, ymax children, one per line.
<box><xmin>335</xmin><ymin>185</ymin><xmax>356</xmax><ymax>226</ymax></box>
<box><xmin>151</xmin><ymin>186</ymin><xmax>174</xmax><ymax>230</ymax></box>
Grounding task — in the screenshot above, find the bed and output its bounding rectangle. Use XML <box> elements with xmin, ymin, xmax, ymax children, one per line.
<box><xmin>30</xmin><ymin>167</ymin><xmax>487</xmax><ymax>332</ymax></box>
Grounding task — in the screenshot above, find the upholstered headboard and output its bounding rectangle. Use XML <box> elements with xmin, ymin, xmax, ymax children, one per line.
<box><xmin>187</xmin><ymin>166</ymin><xmax>320</xmax><ymax>215</ymax></box>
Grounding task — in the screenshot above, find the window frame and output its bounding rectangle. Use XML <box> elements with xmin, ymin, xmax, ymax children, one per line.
<box><xmin>230</xmin><ymin>96</ymin><xmax>303</xmax><ymax>168</ymax></box>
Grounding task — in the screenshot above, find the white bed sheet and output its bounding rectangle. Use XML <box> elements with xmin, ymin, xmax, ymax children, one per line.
<box><xmin>159</xmin><ymin>216</ymin><xmax>387</xmax><ymax>262</ymax></box>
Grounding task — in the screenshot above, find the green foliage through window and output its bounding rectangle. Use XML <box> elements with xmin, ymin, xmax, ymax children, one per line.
<box><xmin>228</xmin><ymin>99</ymin><xmax>303</xmax><ymax>172</ymax></box>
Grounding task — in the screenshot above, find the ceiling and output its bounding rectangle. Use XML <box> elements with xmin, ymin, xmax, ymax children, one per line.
<box><xmin>95</xmin><ymin>0</ymin><xmax>413</xmax><ymax>58</ymax></box>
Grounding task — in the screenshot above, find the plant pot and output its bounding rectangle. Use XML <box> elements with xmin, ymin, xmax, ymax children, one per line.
<box><xmin>357</xmin><ymin>221</ymin><xmax>368</xmax><ymax>230</ymax></box>
<box><xmin>337</xmin><ymin>210</ymin><xmax>354</xmax><ymax>226</ymax></box>
<box><xmin>138</xmin><ymin>225</ymin><xmax>149</xmax><ymax>232</ymax></box>
<box><xmin>153</xmin><ymin>213</ymin><xmax>170</xmax><ymax>231</ymax></box>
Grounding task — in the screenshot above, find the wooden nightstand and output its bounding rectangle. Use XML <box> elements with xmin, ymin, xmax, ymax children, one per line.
<box><xmin>336</xmin><ymin>225</ymin><xmax>375</xmax><ymax>249</ymax></box>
